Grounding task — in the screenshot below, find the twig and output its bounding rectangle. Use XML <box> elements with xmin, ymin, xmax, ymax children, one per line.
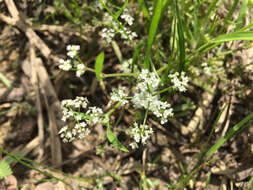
<box><xmin>30</xmin><ymin>45</ymin><xmax>44</xmax><ymax>160</ymax></box>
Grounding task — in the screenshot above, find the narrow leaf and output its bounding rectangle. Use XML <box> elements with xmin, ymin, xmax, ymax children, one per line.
<box><xmin>106</xmin><ymin>124</ymin><xmax>129</xmax><ymax>152</ymax></box>
<box><xmin>95</xmin><ymin>52</ymin><xmax>104</xmax><ymax>81</ymax></box>
<box><xmin>206</xmin><ymin>112</ymin><xmax>253</xmax><ymax>159</ymax></box>
<box><xmin>211</xmin><ymin>31</ymin><xmax>253</xmax><ymax>43</ymax></box>
<box><xmin>173</xmin><ymin>0</ymin><xmax>185</xmax><ymax>72</ymax></box>
<box><xmin>144</xmin><ymin>0</ymin><xmax>163</xmax><ymax>69</ymax></box>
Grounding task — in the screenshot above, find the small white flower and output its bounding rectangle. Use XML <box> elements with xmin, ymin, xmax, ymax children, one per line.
<box><xmin>120</xmin><ymin>9</ymin><xmax>134</xmax><ymax>26</ymax></box>
<box><xmin>77</xmin><ymin>63</ymin><xmax>85</xmax><ymax>70</ymax></box>
<box><xmin>75</xmin><ymin>63</ymin><xmax>85</xmax><ymax>77</ymax></box>
<box><xmin>75</xmin><ymin>114</ymin><xmax>82</xmax><ymax>121</ymax></box>
<box><xmin>66</xmin><ymin>45</ymin><xmax>80</xmax><ymax>58</ymax></box>
<box><xmin>58</xmin><ymin>59</ymin><xmax>72</xmax><ymax>71</ymax></box>
<box><xmin>58</xmin><ymin>125</ymin><xmax>68</xmax><ymax>134</ymax></box>
<box><xmin>129</xmin><ymin>123</ymin><xmax>153</xmax><ymax>148</ymax></box>
<box><xmin>101</xmin><ymin>28</ymin><xmax>115</xmax><ymax>43</ymax></box>
<box><xmin>110</xmin><ymin>86</ymin><xmax>129</xmax><ymax>105</ymax></box>
<box><xmin>80</xmin><ymin>122</ymin><xmax>87</xmax><ymax>128</ymax></box>
<box><xmin>129</xmin><ymin>31</ymin><xmax>137</xmax><ymax>40</ymax></box>
<box><xmin>169</xmin><ymin>72</ymin><xmax>189</xmax><ymax>92</ymax></box>
<box><xmin>121</xmin><ymin>59</ymin><xmax>133</xmax><ymax>73</ymax></box>
<box><xmin>86</xmin><ymin>106</ymin><xmax>103</xmax><ymax>125</ymax></box>
<box><xmin>129</xmin><ymin>142</ymin><xmax>138</xmax><ymax>149</ymax></box>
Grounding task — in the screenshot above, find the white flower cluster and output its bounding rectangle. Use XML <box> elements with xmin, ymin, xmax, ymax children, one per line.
<box><xmin>58</xmin><ymin>45</ymin><xmax>86</xmax><ymax>77</ymax></box>
<box><xmin>66</xmin><ymin>45</ymin><xmax>80</xmax><ymax>58</ymax></box>
<box><xmin>169</xmin><ymin>72</ymin><xmax>189</xmax><ymax>92</ymax></box>
<box><xmin>100</xmin><ymin>9</ymin><xmax>137</xmax><ymax>43</ymax></box>
<box><xmin>119</xmin><ymin>27</ymin><xmax>137</xmax><ymax>41</ymax></box>
<box><xmin>129</xmin><ymin>122</ymin><xmax>153</xmax><ymax>149</ymax></box>
<box><xmin>121</xmin><ymin>59</ymin><xmax>132</xmax><ymax>73</ymax></box>
<box><xmin>59</xmin><ymin>96</ymin><xmax>103</xmax><ymax>142</ymax></box>
<box><xmin>76</xmin><ymin>63</ymin><xmax>85</xmax><ymax>77</ymax></box>
<box><xmin>110</xmin><ymin>86</ymin><xmax>129</xmax><ymax>105</ymax></box>
<box><xmin>121</xmin><ymin>58</ymin><xmax>138</xmax><ymax>73</ymax></box>
<box><xmin>110</xmin><ymin>69</ymin><xmax>174</xmax><ymax>124</ymax></box>
<box><xmin>132</xmin><ymin>69</ymin><xmax>174</xmax><ymax>124</ymax></box>
<box><xmin>101</xmin><ymin>28</ymin><xmax>115</xmax><ymax>43</ymax></box>
<box><xmin>120</xmin><ymin>8</ymin><xmax>134</xmax><ymax>26</ymax></box>
<box><xmin>59</xmin><ymin>59</ymin><xmax>71</xmax><ymax>71</ymax></box>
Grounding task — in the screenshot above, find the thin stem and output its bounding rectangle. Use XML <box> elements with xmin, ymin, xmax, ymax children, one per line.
<box><xmin>154</xmin><ymin>86</ymin><xmax>174</xmax><ymax>95</ymax></box>
<box><xmin>143</xmin><ymin>106</ymin><xmax>149</xmax><ymax>125</ymax></box>
<box><xmin>0</xmin><ymin>147</ymin><xmax>72</xmax><ymax>189</ymax></box>
<box><xmin>102</xmin><ymin>72</ymin><xmax>137</xmax><ymax>78</ymax></box>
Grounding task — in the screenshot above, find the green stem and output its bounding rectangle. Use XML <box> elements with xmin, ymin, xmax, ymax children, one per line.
<box><xmin>103</xmin><ymin>72</ymin><xmax>137</xmax><ymax>78</ymax></box>
<box><xmin>143</xmin><ymin>106</ymin><xmax>149</xmax><ymax>125</ymax></box>
<box><xmin>154</xmin><ymin>86</ymin><xmax>174</xmax><ymax>95</ymax></box>
<box><xmin>0</xmin><ymin>147</ymin><xmax>72</xmax><ymax>189</ymax></box>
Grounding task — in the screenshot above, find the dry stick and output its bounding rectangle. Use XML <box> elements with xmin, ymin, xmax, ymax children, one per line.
<box><xmin>221</xmin><ymin>81</ymin><xmax>236</xmax><ymax>138</ymax></box>
<box><xmin>35</xmin><ymin>58</ymin><xmax>63</xmax><ymax>168</ymax></box>
<box><xmin>32</xmin><ymin>24</ymin><xmax>89</xmax><ymax>42</ymax></box>
<box><xmin>30</xmin><ymin>46</ymin><xmax>44</xmax><ymax>160</ymax></box>
<box><xmin>4</xmin><ymin>0</ymin><xmax>19</xmax><ymax>21</ymax></box>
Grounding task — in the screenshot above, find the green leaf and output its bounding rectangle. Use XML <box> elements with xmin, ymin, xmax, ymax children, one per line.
<box><xmin>106</xmin><ymin>124</ymin><xmax>129</xmax><ymax>152</ymax></box>
<box><xmin>144</xmin><ymin>0</ymin><xmax>163</xmax><ymax>69</ymax></box>
<box><xmin>0</xmin><ymin>159</ymin><xmax>12</xmax><ymax>179</ymax></box>
<box><xmin>206</xmin><ymin>112</ymin><xmax>253</xmax><ymax>159</ymax></box>
<box><xmin>211</xmin><ymin>31</ymin><xmax>253</xmax><ymax>42</ymax></box>
<box><xmin>95</xmin><ymin>52</ymin><xmax>104</xmax><ymax>81</ymax></box>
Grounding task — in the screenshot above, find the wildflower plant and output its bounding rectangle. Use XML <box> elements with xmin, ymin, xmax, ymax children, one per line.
<box><xmin>57</xmin><ymin>1</ymin><xmax>192</xmax><ymax>152</ymax></box>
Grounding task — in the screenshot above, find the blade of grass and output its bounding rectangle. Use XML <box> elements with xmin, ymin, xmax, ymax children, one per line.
<box><xmin>173</xmin><ymin>0</ymin><xmax>185</xmax><ymax>72</ymax></box>
<box><xmin>239</xmin><ymin>22</ymin><xmax>253</xmax><ymax>31</ymax></box>
<box><xmin>144</xmin><ymin>0</ymin><xmax>163</xmax><ymax>69</ymax></box>
<box><xmin>211</xmin><ymin>31</ymin><xmax>253</xmax><ymax>42</ymax></box>
<box><xmin>206</xmin><ymin>112</ymin><xmax>253</xmax><ymax>159</ymax></box>
<box><xmin>206</xmin><ymin>104</ymin><xmax>229</xmax><ymax>145</ymax></box>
